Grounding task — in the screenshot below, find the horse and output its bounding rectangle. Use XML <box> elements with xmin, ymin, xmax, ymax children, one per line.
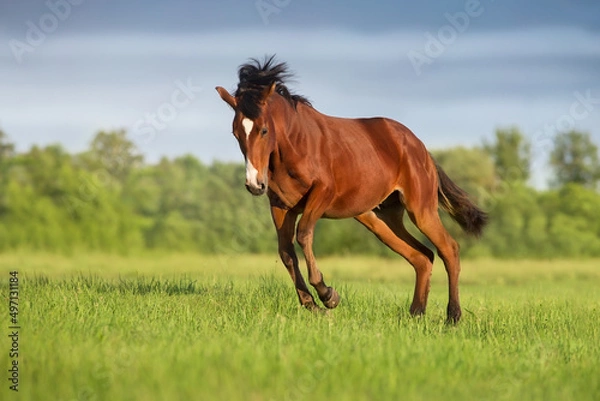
<box><xmin>216</xmin><ymin>56</ymin><xmax>487</xmax><ymax>323</ymax></box>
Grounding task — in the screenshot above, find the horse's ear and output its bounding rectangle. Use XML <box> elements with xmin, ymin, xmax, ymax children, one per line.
<box><xmin>216</xmin><ymin>86</ymin><xmax>237</xmax><ymax>109</ymax></box>
<box><xmin>261</xmin><ymin>82</ymin><xmax>276</xmax><ymax>103</ymax></box>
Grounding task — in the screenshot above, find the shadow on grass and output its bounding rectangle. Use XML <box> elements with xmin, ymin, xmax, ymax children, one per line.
<box><xmin>29</xmin><ymin>274</ymin><xmax>218</xmax><ymax>296</ymax></box>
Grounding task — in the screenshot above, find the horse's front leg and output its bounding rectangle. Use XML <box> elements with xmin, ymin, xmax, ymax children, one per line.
<box><xmin>270</xmin><ymin>204</ymin><xmax>319</xmax><ymax>310</ymax></box>
<box><xmin>295</xmin><ymin>190</ymin><xmax>340</xmax><ymax>309</ymax></box>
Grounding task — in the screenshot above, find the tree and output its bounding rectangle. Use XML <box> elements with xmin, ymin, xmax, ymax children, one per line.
<box><xmin>0</xmin><ymin>130</ymin><xmax>15</xmax><ymax>215</ymax></box>
<box><xmin>83</xmin><ymin>130</ymin><xmax>143</xmax><ymax>183</ymax></box>
<box><xmin>550</xmin><ymin>131</ymin><xmax>600</xmax><ymax>189</ymax></box>
<box><xmin>431</xmin><ymin>147</ymin><xmax>496</xmax><ymax>201</ymax></box>
<box><xmin>0</xmin><ymin>129</ymin><xmax>15</xmax><ymax>163</ymax></box>
<box><xmin>484</xmin><ymin>127</ymin><xmax>531</xmax><ymax>183</ymax></box>
<box><xmin>20</xmin><ymin>144</ymin><xmax>76</xmax><ymax>201</ymax></box>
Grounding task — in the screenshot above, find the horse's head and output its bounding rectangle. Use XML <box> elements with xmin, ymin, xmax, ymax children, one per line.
<box><xmin>216</xmin><ymin>83</ymin><xmax>277</xmax><ymax>196</ymax></box>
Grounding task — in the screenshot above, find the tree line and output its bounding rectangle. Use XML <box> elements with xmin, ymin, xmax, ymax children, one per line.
<box><xmin>0</xmin><ymin>127</ymin><xmax>599</xmax><ymax>258</ymax></box>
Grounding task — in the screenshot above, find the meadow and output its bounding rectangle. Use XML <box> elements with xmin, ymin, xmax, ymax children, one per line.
<box><xmin>1</xmin><ymin>253</ymin><xmax>599</xmax><ymax>401</ymax></box>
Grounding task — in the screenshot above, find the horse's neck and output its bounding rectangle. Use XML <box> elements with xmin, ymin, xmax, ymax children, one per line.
<box><xmin>269</xmin><ymin>105</ymin><xmax>317</xmax><ymax>199</ymax></box>
<box><xmin>272</xmin><ymin>102</ymin><xmax>305</xmax><ymax>168</ymax></box>
<box><xmin>273</xmin><ymin>119</ymin><xmax>300</xmax><ymax>170</ymax></box>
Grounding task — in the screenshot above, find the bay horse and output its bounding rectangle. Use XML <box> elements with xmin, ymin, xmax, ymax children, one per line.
<box><xmin>216</xmin><ymin>56</ymin><xmax>487</xmax><ymax>323</ymax></box>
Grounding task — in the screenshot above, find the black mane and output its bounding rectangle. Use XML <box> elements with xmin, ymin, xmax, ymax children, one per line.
<box><xmin>234</xmin><ymin>55</ymin><xmax>311</xmax><ymax>119</ymax></box>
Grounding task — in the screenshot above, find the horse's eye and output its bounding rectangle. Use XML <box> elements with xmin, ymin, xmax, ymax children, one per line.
<box><xmin>261</xmin><ymin>127</ymin><xmax>268</xmax><ymax>136</ymax></box>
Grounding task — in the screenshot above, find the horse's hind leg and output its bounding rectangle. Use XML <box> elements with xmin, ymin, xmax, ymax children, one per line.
<box><xmin>375</xmin><ymin>206</ymin><xmax>434</xmax><ymax>316</ymax></box>
<box><xmin>355</xmin><ymin>209</ymin><xmax>433</xmax><ymax>316</ymax></box>
<box><xmin>408</xmin><ymin>207</ymin><xmax>462</xmax><ymax>323</ymax></box>
<box><xmin>270</xmin><ymin>205</ymin><xmax>319</xmax><ymax>310</ymax></box>
<box><xmin>377</xmin><ymin>205</ymin><xmax>434</xmax><ymax>263</ymax></box>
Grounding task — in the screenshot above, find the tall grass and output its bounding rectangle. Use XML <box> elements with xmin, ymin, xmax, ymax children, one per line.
<box><xmin>1</xmin><ymin>254</ymin><xmax>599</xmax><ymax>401</ymax></box>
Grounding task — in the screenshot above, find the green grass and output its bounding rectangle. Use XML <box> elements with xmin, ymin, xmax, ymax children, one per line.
<box><xmin>1</xmin><ymin>253</ymin><xmax>599</xmax><ymax>401</ymax></box>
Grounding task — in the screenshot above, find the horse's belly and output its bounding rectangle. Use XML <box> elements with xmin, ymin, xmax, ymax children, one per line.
<box><xmin>323</xmin><ymin>178</ymin><xmax>397</xmax><ymax>219</ymax></box>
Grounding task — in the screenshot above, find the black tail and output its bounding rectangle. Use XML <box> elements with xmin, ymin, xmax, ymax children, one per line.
<box><xmin>435</xmin><ymin>162</ymin><xmax>488</xmax><ymax>237</ymax></box>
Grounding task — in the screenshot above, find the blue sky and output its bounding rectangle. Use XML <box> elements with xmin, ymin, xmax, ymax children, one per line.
<box><xmin>1</xmin><ymin>0</ymin><xmax>599</xmax><ymax>187</ymax></box>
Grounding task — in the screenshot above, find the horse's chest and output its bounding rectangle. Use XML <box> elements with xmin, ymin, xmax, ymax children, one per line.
<box><xmin>270</xmin><ymin>171</ymin><xmax>308</xmax><ymax>209</ymax></box>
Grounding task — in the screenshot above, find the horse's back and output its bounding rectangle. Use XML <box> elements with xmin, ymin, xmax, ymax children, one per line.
<box><xmin>326</xmin><ymin>115</ymin><xmax>431</xmax><ymax>179</ymax></box>
<box><xmin>312</xmin><ymin>114</ymin><xmax>433</xmax><ymax>217</ymax></box>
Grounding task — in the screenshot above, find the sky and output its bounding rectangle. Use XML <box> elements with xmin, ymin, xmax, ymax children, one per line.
<box><xmin>1</xmin><ymin>0</ymin><xmax>599</xmax><ymax>187</ymax></box>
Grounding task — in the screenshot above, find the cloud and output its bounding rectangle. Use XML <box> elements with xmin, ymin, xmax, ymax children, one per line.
<box><xmin>3</xmin><ymin>26</ymin><xmax>599</xmax><ymax>62</ymax></box>
<box><xmin>0</xmin><ymin>26</ymin><xmax>599</xmax><ymax>188</ymax></box>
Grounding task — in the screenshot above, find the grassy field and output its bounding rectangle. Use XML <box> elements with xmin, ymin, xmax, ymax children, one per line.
<box><xmin>1</xmin><ymin>253</ymin><xmax>599</xmax><ymax>401</ymax></box>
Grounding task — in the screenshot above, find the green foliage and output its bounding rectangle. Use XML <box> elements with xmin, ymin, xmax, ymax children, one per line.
<box><xmin>431</xmin><ymin>147</ymin><xmax>496</xmax><ymax>201</ymax></box>
<box><xmin>484</xmin><ymin>126</ymin><xmax>531</xmax><ymax>183</ymax></box>
<box><xmin>0</xmin><ymin>129</ymin><xmax>600</xmax><ymax>258</ymax></box>
<box><xmin>82</xmin><ymin>129</ymin><xmax>144</xmax><ymax>184</ymax></box>
<box><xmin>550</xmin><ymin>130</ymin><xmax>600</xmax><ymax>189</ymax></box>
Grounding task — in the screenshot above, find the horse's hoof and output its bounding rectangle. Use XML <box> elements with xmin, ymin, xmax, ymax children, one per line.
<box><xmin>322</xmin><ymin>287</ymin><xmax>340</xmax><ymax>309</ymax></box>
<box><xmin>409</xmin><ymin>304</ymin><xmax>426</xmax><ymax>317</ymax></box>
<box><xmin>446</xmin><ymin>304</ymin><xmax>462</xmax><ymax>324</ymax></box>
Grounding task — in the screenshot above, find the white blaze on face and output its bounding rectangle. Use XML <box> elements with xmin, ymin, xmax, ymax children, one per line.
<box><xmin>242</xmin><ymin>118</ymin><xmax>254</xmax><ymax>138</ymax></box>
<box><xmin>242</xmin><ymin>117</ymin><xmax>260</xmax><ymax>188</ymax></box>
<box><xmin>246</xmin><ymin>158</ymin><xmax>260</xmax><ymax>188</ymax></box>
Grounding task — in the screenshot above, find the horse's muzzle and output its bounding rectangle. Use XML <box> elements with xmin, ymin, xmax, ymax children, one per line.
<box><xmin>245</xmin><ymin>182</ymin><xmax>266</xmax><ymax>196</ymax></box>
